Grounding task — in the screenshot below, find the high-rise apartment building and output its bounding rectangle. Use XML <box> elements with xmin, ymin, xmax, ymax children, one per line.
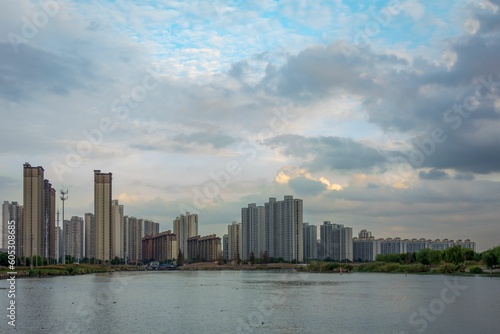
<box><xmin>84</xmin><ymin>213</ymin><xmax>95</xmax><ymax>259</ymax></box>
<box><xmin>278</xmin><ymin>196</ymin><xmax>303</xmax><ymax>262</ymax></box>
<box><xmin>353</xmin><ymin>230</ymin><xmax>380</xmax><ymax>261</ymax></box>
<box><xmin>241</xmin><ymin>204</ymin><xmax>262</xmax><ymax>260</ymax></box>
<box><xmin>22</xmin><ymin>163</ymin><xmax>56</xmax><ymax>260</ymax></box>
<box><xmin>123</xmin><ymin>216</ymin><xmax>159</xmax><ymax>264</ymax></box>
<box><xmin>222</xmin><ymin>234</ymin><xmax>229</xmax><ymax>261</ymax></box>
<box><xmin>125</xmin><ymin>216</ymin><xmax>138</xmax><ymax>263</ymax></box>
<box><xmin>264</xmin><ymin>197</ymin><xmax>276</xmax><ymax>258</ymax></box>
<box><xmin>242</xmin><ymin>196</ymin><xmax>303</xmax><ymax>262</ymax></box>
<box><xmin>2</xmin><ymin>201</ymin><xmax>22</xmax><ymax>253</ymax></box>
<box><xmin>64</xmin><ymin>216</ymin><xmax>84</xmax><ymax>260</ymax></box>
<box><xmin>406</xmin><ymin>238</ymin><xmax>432</xmax><ymax>253</ymax></box>
<box><xmin>173</xmin><ymin>212</ymin><xmax>198</xmax><ymax>259</ymax></box>
<box><xmin>94</xmin><ymin>170</ymin><xmax>112</xmax><ymax>261</ymax></box>
<box><xmin>319</xmin><ymin>222</ymin><xmax>353</xmax><ymax>261</ymax></box>
<box><xmin>187</xmin><ymin>234</ymin><xmax>221</xmax><ymax>262</ymax></box>
<box><xmin>141</xmin><ymin>230</ymin><xmax>177</xmax><ymax>262</ymax></box>
<box><xmin>227</xmin><ymin>221</ymin><xmax>242</xmax><ymax>261</ymax></box>
<box><xmin>379</xmin><ymin>237</ymin><xmax>408</xmax><ymax>255</ymax></box>
<box><xmin>111</xmin><ymin>200</ymin><xmax>124</xmax><ymax>259</ymax></box>
<box><xmin>303</xmin><ymin>223</ymin><xmax>317</xmax><ymax>261</ymax></box>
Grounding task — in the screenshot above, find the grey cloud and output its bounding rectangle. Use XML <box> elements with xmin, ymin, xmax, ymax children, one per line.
<box><xmin>0</xmin><ymin>175</ymin><xmax>21</xmax><ymax>189</ymax></box>
<box><xmin>173</xmin><ymin>132</ymin><xmax>239</xmax><ymax>149</ymax></box>
<box><xmin>264</xmin><ymin>134</ymin><xmax>386</xmax><ymax>171</ymax></box>
<box><xmin>418</xmin><ymin>169</ymin><xmax>449</xmax><ymax>180</ymax></box>
<box><xmin>288</xmin><ymin>176</ymin><xmax>326</xmax><ymax>197</ymax></box>
<box><xmin>229</xmin><ymin>60</ymin><xmax>249</xmax><ymax>79</ymax></box>
<box><xmin>128</xmin><ymin>132</ymin><xmax>239</xmax><ymax>154</ymax></box>
<box><xmin>0</xmin><ymin>43</ymin><xmax>92</xmax><ymax>101</ymax></box>
<box><xmin>454</xmin><ymin>172</ymin><xmax>475</xmax><ymax>181</ymax></box>
<box><xmin>255</xmin><ymin>1</ymin><xmax>500</xmax><ymax>174</ymax></box>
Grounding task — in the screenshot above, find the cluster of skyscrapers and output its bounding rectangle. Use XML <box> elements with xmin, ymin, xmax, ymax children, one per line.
<box><xmin>222</xmin><ymin>199</ymin><xmax>476</xmax><ymax>263</ymax></box>
<box><xmin>142</xmin><ymin>212</ymin><xmax>222</xmax><ymax>263</ymax></box>
<box><xmin>352</xmin><ymin>230</ymin><xmax>476</xmax><ymax>261</ymax></box>
<box><xmin>1</xmin><ymin>164</ymin><xmax>161</xmax><ymax>264</ymax></box>
<box><xmin>1</xmin><ymin>164</ymin><xmax>477</xmax><ymax>265</ymax></box>
<box><xmin>237</xmin><ymin>196</ymin><xmax>304</xmax><ymax>262</ymax></box>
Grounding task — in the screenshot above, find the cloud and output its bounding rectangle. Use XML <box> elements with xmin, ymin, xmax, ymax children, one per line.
<box><xmin>454</xmin><ymin>172</ymin><xmax>475</xmax><ymax>181</ymax></box>
<box><xmin>418</xmin><ymin>168</ymin><xmax>449</xmax><ymax>180</ymax></box>
<box><xmin>264</xmin><ymin>134</ymin><xmax>387</xmax><ymax>171</ymax></box>
<box><xmin>0</xmin><ymin>43</ymin><xmax>91</xmax><ymax>101</ymax></box>
<box><xmin>288</xmin><ymin>176</ymin><xmax>327</xmax><ymax>196</ymax></box>
<box><xmin>274</xmin><ymin>166</ymin><xmax>342</xmax><ymax>196</ymax></box>
<box><xmin>2</xmin><ymin>0</ymin><xmax>500</xmax><ymax>252</ymax></box>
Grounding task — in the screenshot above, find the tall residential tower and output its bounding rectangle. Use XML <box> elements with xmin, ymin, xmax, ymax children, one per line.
<box><xmin>94</xmin><ymin>170</ymin><xmax>112</xmax><ymax>261</ymax></box>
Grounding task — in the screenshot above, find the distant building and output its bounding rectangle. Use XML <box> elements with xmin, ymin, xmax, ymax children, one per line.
<box><xmin>303</xmin><ymin>223</ymin><xmax>317</xmax><ymax>261</ymax></box>
<box><xmin>319</xmin><ymin>222</ymin><xmax>352</xmax><ymax>261</ymax></box>
<box><xmin>111</xmin><ymin>200</ymin><xmax>124</xmax><ymax>259</ymax></box>
<box><xmin>406</xmin><ymin>238</ymin><xmax>432</xmax><ymax>253</ymax></box>
<box><xmin>142</xmin><ymin>230</ymin><xmax>177</xmax><ymax>263</ymax></box>
<box><xmin>373</xmin><ymin>237</ymin><xmax>477</xmax><ymax>256</ymax></box>
<box><xmin>380</xmin><ymin>238</ymin><xmax>408</xmax><ymax>255</ymax></box>
<box><xmin>353</xmin><ymin>230</ymin><xmax>380</xmax><ymax>262</ymax></box>
<box><xmin>22</xmin><ymin>163</ymin><xmax>56</xmax><ymax>260</ymax></box>
<box><xmin>222</xmin><ymin>234</ymin><xmax>229</xmax><ymax>261</ymax></box>
<box><xmin>94</xmin><ymin>170</ymin><xmax>112</xmax><ymax>261</ymax></box>
<box><xmin>248</xmin><ymin>196</ymin><xmax>303</xmax><ymax>262</ymax></box>
<box><xmin>241</xmin><ymin>204</ymin><xmax>262</xmax><ymax>260</ymax></box>
<box><xmin>187</xmin><ymin>234</ymin><xmax>221</xmax><ymax>262</ymax></box>
<box><xmin>227</xmin><ymin>222</ymin><xmax>242</xmax><ymax>261</ymax></box>
<box><xmin>125</xmin><ymin>216</ymin><xmax>138</xmax><ymax>263</ymax></box>
<box><xmin>64</xmin><ymin>216</ymin><xmax>84</xmax><ymax>260</ymax></box>
<box><xmin>124</xmin><ymin>216</ymin><xmax>159</xmax><ymax>264</ymax></box>
<box><xmin>84</xmin><ymin>213</ymin><xmax>95</xmax><ymax>259</ymax></box>
<box><xmin>431</xmin><ymin>239</ymin><xmax>455</xmax><ymax>251</ymax></box>
<box><xmin>456</xmin><ymin>239</ymin><xmax>476</xmax><ymax>251</ymax></box>
<box><xmin>2</xmin><ymin>201</ymin><xmax>22</xmax><ymax>254</ymax></box>
<box><xmin>173</xmin><ymin>212</ymin><xmax>198</xmax><ymax>259</ymax></box>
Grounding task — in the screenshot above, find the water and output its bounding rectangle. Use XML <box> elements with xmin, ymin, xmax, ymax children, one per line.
<box><xmin>1</xmin><ymin>271</ymin><xmax>499</xmax><ymax>333</ymax></box>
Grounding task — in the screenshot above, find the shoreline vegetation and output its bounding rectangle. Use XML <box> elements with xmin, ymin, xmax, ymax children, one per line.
<box><xmin>1</xmin><ymin>261</ymin><xmax>499</xmax><ymax>279</ymax></box>
<box><xmin>2</xmin><ymin>245</ymin><xmax>499</xmax><ymax>278</ymax></box>
<box><xmin>0</xmin><ymin>264</ymin><xmax>143</xmax><ymax>279</ymax></box>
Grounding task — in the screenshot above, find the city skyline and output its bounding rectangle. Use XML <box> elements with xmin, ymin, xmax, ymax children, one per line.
<box><xmin>0</xmin><ymin>163</ymin><xmax>486</xmax><ymax>253</ymax></box>
<box><xmin>1</xmin><ymin>1</ymin><xmax>500</xmax><ymax>252</ymax></box>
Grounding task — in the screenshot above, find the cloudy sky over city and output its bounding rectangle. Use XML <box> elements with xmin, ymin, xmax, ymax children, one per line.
<box><xmin>1</xmin><ymin>0</ymin><xmax>500</xmax><ymax>251</ymax></box>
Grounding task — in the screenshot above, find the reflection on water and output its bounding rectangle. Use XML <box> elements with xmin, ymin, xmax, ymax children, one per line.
<box><xmin>1</xmin><ymin>271</ymin><xmax>499</xmax><ymax>333</ymax></box>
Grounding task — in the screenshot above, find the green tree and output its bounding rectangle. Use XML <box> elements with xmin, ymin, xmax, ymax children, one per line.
<box><xmin>428</xmin><ymin>250</ymin><xmax>442</xmax><ymax>265</ymax></box>
<box><xmin>482</xmin><ymin>251</ymin><xmax>497</xmax><ymax>269</ymax></box>
<box><xmin>249</xmin><ymin>251</ymin><xmax>255</xmax><ymax>265</ymax></box>
<box><xmin>261</xmin><ymin>251</ymin><xmax>269</xmax><ymax>265</ymax></box>
<box><xmin>0</xmin><ymin>252</ymin><xmax>9</xmax><ymax>266</ymax></box>
<box><xmin>235</xmin><ymin>253</ymin><xmax>241</xmax><ymax>265</ymax></box>
<box><xmin>444</xmin><ymin>246</ymin><xmax>464</xmax><ymax>265</ymax></box>
<box><xmin>177</xmin><ymin>249</ymin><xmax>184</xmax><ymax>266</ymax></box>
<box><xmin>463</xmin><ymin>248</ymin><xmax>476</xmax><ymax>262</ymax></box>
<box><xmin>416</xmin><ymin>248</ymin><xmax>431</xmax><ymax>265</ymax></box>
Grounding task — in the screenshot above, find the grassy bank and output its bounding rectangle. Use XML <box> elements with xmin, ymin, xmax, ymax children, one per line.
<box><xmin>0</xmin><ymin>264</ymin><xmax>143</xmax><ymax>278</ymax></box>
<box><xmin>300</xmin><ymin>261</ymin><xmax>500</xmax><ymax>276</ymax></box>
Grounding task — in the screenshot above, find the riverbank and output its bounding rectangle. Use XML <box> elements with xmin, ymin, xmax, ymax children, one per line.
<box><xmin>0</xmin><ymin>263</ymin><xmax>144</xmax><ymax>278</ymax></box>
<box><xmin>2</xmin><ymin>261</ymin><xmax>499</xmax><ymax>278</ymax></box>
<box><xmin>178</xmin><ymin>262</ymin><xmax>298</xmax><ymax>270</ymax></box>
<box><xmin>298</xmin><ymin>261</ymin><xmax>500</xmax><ymax>276</ymax></box>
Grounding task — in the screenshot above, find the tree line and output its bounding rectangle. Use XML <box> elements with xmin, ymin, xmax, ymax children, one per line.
<box><xmin>374</xmin><ymin>245</ymin><xmax>500</xmax><ymax>268</ymax></box>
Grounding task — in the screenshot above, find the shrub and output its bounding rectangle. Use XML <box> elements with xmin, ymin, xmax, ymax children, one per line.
<box><xmin>469</xmin><ymin>266</ymin><xmax>483</xmax><ymax>274</ymax></box>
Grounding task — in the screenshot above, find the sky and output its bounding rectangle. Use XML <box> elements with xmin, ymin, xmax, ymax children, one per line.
<box><xmin>1</xmin><ymin>0</ymin><xmax>500</xmax><ymax>252</ymax></box>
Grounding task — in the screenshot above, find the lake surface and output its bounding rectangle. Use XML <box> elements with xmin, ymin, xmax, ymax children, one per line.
<box><xmin>1</xmin><ymin>270</ymin><xmax>499</xmax><ymax>333</ymax></box>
